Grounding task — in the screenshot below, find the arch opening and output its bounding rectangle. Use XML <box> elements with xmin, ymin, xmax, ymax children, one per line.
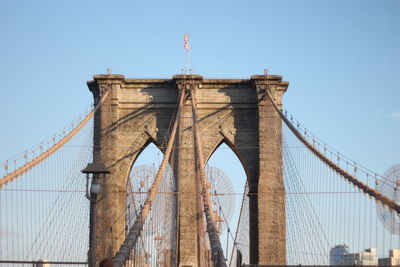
<box><xmin>125</xmin><ymin>141</ymin><xmax>177</xmax><ymax>267</ymax></box>
<box><xmin>206</xmin><ymin>142</ymin><xmax>249</xmax><ymax>266</ymax></box>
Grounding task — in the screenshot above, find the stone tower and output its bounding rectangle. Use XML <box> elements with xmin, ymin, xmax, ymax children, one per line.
<box><xmin>87</xmin><ymin>73</ymin><xmax>288</xmax><ymax>266</ymax></box>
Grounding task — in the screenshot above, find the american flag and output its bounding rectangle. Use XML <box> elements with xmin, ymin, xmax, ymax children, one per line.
<box><xmin>184</xmin><ymin>33</ymin><xmax>189</xmax><ymax>51</ymax></box>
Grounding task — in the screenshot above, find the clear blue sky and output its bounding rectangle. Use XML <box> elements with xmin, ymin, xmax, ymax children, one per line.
<box><xmin>0</xmin><ymin>0</ymin><xmax>399</xmax><ymax>261</ymax></box>
<box><xmin>1</xmin><ymin>0</ymin><xmax>399</xmax><ymax>175</ymax></box>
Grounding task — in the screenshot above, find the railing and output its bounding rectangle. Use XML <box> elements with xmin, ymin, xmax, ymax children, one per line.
<box><xmin>0</xmin><ymin>260</ymin><xmax>88</xmax><ymax>266</ymax></box>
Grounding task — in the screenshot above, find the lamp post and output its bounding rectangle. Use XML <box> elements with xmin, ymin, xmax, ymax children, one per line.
<box><xmin>154</xmin><ymin>234</ymin><xmax>163</xmax><ymax>267</ymax></box>
<box><xmin>82</xmin><ymin>161</ymin><xmax>110</xmax><ymax>267</ymax></box>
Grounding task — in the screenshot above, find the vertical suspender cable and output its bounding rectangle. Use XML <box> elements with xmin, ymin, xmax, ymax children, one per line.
<box><xmin>113</xmin><ymin>87</ymin><xmax>186</xmax><ymax>267</ymax></box>
<box><xmin>229</xmin><ymin>182</ymin><xmax>248</xmax><ymax>266</ymax></box>
<box><xmin>189</xmin><ymin>87</ymin><xmax>227</xmax><ymax>267</ymax></box>
<box><xmin>0</xmin><ymin>91</ymin><xmax>110</xmax><ymax>188</ymax></box>
<box><xmin>264</xmin><ymin>90</ymin><xmax>400</xmax><ymax>214</ymax></box>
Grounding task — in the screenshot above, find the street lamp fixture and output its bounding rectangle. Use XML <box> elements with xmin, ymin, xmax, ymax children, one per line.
<box><xmin>81</xmin><ymin>160</ymin><xmax>110</xmax><ymax>267</ymax></box>
<box><xmin>82</xmin><ymin>161</ymin><xmax>110</xmax><ymax>202</ymax></box>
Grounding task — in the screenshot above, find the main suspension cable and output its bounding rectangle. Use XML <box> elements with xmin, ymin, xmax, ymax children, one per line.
<box><xmin>190</xmin><ymin>87</ymin><xmax>227</xmax><ymax>267</ymax></box>
<box><xmin>264</xmin><ymin>90</ymin><xmax>400</xmax><ymax>215</ymax></box>
<box><xmin>113</xmin><ymin>86</ymin><xmax>186</xmax><ymax>267</ymax></box>
<box><xmin>0</xmin><ymin>91</ymin><xmax>109</xmax><ymax>188</ymax></box>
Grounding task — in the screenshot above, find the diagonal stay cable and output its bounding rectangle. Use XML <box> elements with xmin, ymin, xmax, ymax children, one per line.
<box><xmin>0</xmin><ymin>90</ymin><xmax>109</xmax><ymax>188</ymax></box>
<box><xmin>112</xmin><ymin>87</ymin><xmax>186</xmax><ymax>267</ymax></box>
<box><xmin>264</xmin><ymin>90</ymin><xmax>400</xmax><ymax>215</ymax></box>
<box><xmin>229</xmin><ymin>181</ymin><xmax>248</xmax><ymax>266</ymax></box>
<box><xmin>190</xmin><ymin>87</ymin><xmax>227</xmax><ymax>267</ymax></box>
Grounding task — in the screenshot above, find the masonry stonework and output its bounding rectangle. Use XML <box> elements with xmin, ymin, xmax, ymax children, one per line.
<box><xmin>87</xmin><ymin>74</ymin><xmax>288</xmax><ymax>266</ymax></box>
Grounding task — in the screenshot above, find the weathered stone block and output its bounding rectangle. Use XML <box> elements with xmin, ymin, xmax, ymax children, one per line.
<box><xmin>87</xmin><ymin>73</ymin><xmax>288</xmax><ymax>266</ymax></box>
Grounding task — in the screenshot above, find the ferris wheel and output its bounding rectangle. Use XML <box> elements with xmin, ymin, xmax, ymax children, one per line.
<box><xmin>377</xmin><ymin>164</ymin><xmax>400</xmax><ymax>235</ymax></box>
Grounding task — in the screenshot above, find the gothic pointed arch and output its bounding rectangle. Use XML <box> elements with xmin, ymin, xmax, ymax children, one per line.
<box><xmin>205</xmin><ymin>136</ymin><xmax>251</xmax><ymax>181</ymax></box>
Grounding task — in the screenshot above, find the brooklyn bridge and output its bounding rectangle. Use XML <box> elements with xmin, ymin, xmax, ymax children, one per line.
<box><xmin>0</xmin><ymin>73</ymin><xmax>398</xmax><ymax>267</ymax></box>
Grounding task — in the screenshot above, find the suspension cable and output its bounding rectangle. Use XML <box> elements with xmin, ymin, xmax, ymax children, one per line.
<box><xmin>264</xmin><ymin>90</ymin><xmax>400</xmax><ymax>215</ymax></box>
<box><xmin>112</xmin><ymin>87</ymin><xmax>186</xmax><ymax>267</ymax></box>
<box><xmin>0</xmin><ymin>91</ymin><xmax>109</xmax><ymax>189</ymax></box>
<box><xmin>190</xmin><ymin>87</ymin><xmax>227</xmax><ymax>267</ymax></box>
<box><xmin>229</xmin><ymin>181</ymin><xmax>248</xmax><ymax>265</ymax></box>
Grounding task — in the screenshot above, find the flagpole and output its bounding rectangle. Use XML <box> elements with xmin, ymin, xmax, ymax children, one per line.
<box><xmin>184</xmin><ymin>33</ymin><xmax>190</xmax><ymax>74</ymax></box>
<box><xmin>187</xmin><ymin>50</ymin><xmax>190</xmax><ymax>72</ymax></box>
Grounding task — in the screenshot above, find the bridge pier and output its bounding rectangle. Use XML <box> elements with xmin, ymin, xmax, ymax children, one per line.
<box><xmin>87</xmin><ymin>73</ymin><xmax>288</xmax><ymax>266</ymax></box>
<box><xmin>172</xmin><ymin>77</ymin><xmax>211</xmax><ymax>267</ymax></box>
<box><xmin>254</xmin><ymin>76</ymin><xmax>287</xmax><ymax>264</ymax></box>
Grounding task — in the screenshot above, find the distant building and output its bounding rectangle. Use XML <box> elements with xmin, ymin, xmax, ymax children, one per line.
<box><xmin>378</xmin><ymin>249</ymin><xmax>400</xmax><ymax>266</ymax></box>
<box><xmin>37</xmin><ymin>259</ymin><xmax>50</xmax><ymax>267</ymax></box>
<box><xmin>330</xmin><ymin>244</ymin><xmax>349</xmax><ymax>265</ymax></box>
<box><xmin>342</xmin><ymin>248</ymin><xmax>377</xmax><ymax>266</ymax></box>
